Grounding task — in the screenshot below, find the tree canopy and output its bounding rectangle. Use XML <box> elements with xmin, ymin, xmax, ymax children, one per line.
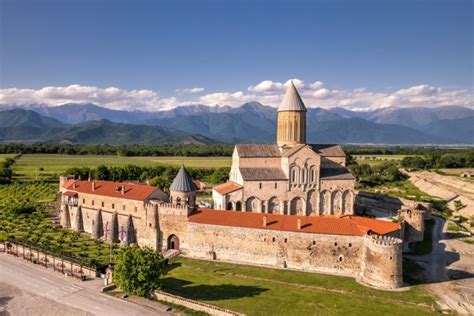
<box><xmin>113</xmin><ymin>245</ymin><xmax>166</xmax><ymax>298</ymax></box>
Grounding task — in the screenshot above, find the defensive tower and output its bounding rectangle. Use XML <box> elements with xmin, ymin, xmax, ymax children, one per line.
<box><xmin>358</xmin><ymin>234</ymin><xmax>403</xmax><ymax>289</ymax></box>
<box><xmin>277</xmin><ymin>81</ymin><xmax>307</xmax><ymax>147</ymax></box>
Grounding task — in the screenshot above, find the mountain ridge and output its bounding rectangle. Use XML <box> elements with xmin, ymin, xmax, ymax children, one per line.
<box><xmin>1</xmin><ymin>103</ymin><xmax>473</xmax><ymax>144</ymax></box>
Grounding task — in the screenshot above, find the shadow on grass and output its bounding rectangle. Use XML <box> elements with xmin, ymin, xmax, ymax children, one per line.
<box><xmin>161</xmin><ymin>277</ymin><xmax>268</xmax><ymax>301</ymax></box>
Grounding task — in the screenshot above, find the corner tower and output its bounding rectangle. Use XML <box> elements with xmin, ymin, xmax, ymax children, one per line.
<box><xmin>277</xmin><ymin>81</ymin><xmax>307</xmax><ymax>147</ymax></box>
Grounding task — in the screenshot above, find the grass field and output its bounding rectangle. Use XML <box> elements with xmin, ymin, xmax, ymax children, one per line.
<box><xmin>368</xmin><ymin>180</ymin><xmax>434</xmax><ymax>201</ymax></box>
<box><xmin>438</xmin><ymin>168</ymin><xmax>474</xmax><ymax>176</ymax></box>
<box><xmin>353</xmin><ymin>154</ymin><xmax>415</xmax><ymax>166</ymax></box>
<box><xmin>162</xmin><ymin>257</ymin><xmax>438</xmax><ymax>315</ymax></box>
<box><xmin>13</xmin><ymin>154</ymin><xmax>231</xmax><ymax>181</ymax></box>
<box><xmin>0</xmin><ymin>154</ymin><xmax>15</xmax><ymax>162</ymax></box>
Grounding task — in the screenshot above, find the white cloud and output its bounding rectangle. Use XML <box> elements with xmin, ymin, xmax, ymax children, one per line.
<box><xmin>0</xmin><ymin>81</ymin><xmax>472</xmax><ymax>112</ymax></box>
<box><xmin>175</xmin><ymin>87</ymin><xmax>205</xmax><ymax>93</ymax></box>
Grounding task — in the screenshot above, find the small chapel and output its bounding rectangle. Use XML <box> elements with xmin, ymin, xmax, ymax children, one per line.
<box><xmin>213</xmin><ymin>82</ymin><xmax>356</xmax><ymax>216</ymax></box>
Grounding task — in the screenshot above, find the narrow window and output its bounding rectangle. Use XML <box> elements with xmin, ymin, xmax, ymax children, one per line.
<box><xmin>112</xmin><ymin>203</ymin><xmax>115</xmax><ymax>209</ymax></box>
<box><xmin>92</xmin><ymin>200</ymin><xmax>95</xmax><ymax>206</ymax></box>
<box><xmin>82</xmin><ymin>198</ymin><xmax>85</xmax><ymax>204</ymax></box>
<box><xmin>274</xmin><ymin>183</ymin><xmax>277</xmax><ymax>189</ymax></box>
<box><xmin>122</xmin><ymin>205</ymin><xmax>126</xmax><ymax>211</ymax></box>
<box><xmin>284</xmin><ymin>238</ymin><xmax>287</xmax><ymax>243</ymax></box>
<box><xmin>312</xmin><ymin>241</ymin><xmax>316</xmax><ymax>245</ymax></box>
<box><xmin>259</xmin><ymin>183</ymin><xmax>262</xmax><ymax>189</ymax></box>
<box><xmin>134</xmin><ymin>206</ymin><xmax>138</xmax><ymax>212</ymax></box>
<box><xmin>349</xmin><ymin>243</ymin><xmax>352</xmax><ymax>247</ymax></box>
<box><xmin>101</xmin><ymin>201</ymin><xmax>104</xmax><ymax>207</ymax></box>
<box><xmin>334</xmin><ymin>242</ymin><xmax>338</xmax><ymax>246</ymax></box>
<box><xmin>272</xmin><ymin>237</ymin><xmax>276</xmax><ymax>242</ymax></box>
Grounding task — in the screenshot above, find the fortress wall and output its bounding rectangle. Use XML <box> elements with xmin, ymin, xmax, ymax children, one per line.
<box><xmin>186</xmin><ymin>223</ymin><xmax>363</xmax><ymax>276</ymax></box>
<box><xmin>354</xmin><ymin>191</ymin><xmax>432</xmax><ymax>217</ymax></box>
<box><xmin>158</xmin><ymin>205</ymin><xmax>190</xmax><ymax>252</ymax></box>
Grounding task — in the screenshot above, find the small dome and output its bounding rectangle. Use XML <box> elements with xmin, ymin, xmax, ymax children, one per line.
<box><xmin>170</xmin><ymin>165</ymin><xmax>195</xmax><ymax>192</ymax></box>
<box><xmin>278</xmin><ymin>81</ymin><xmax>307</xmax><ymax>112</ymax></box>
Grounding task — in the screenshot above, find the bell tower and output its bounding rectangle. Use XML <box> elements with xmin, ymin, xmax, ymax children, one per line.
<box><xmin>277</xmin><ymin>81</ymin><xmax>307</xmax><ymax>147</ymax></box>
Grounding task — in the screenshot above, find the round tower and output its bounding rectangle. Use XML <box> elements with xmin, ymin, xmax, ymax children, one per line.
<box><xmin>398</xmin><ymin>209</ymin><xmax>425</xmax><ymax>243</ymax></box>
<box><xmin>277</xmin><ymin>81</ymin><xmax>307</xmax><ymax>147</ymax></box>
<box><xmin>170</xmin><ymin>165</ymin><xmax>196</xmax><ymax>208</ymax></box>
<box><xmin>358</xmin><ymin>234</ymin><xmax>403</xmax><ymax>290</ymax></box>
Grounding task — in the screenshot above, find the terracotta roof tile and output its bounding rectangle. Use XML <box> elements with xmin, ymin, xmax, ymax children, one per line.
<box><xmin>189</xmin><ymin>209</ymin><xmax>400</xmax><ymax>236</ymax></box>
<box><xmin>63</xmin><ymin>191</ymin><xmax>78</xmax><ymax>197</ymax></box>
<box><xmin>62</xmin><ymin>180</ymin><xmax>160</xmax><ymax>201</ymax></box>
<box><xmin>310</xmin><ymin>144</ymin><xmax>346</xmax><ymax>157</ymax></box>
<box><xmin>213</xmin><ymin>181</ymin><xmax>243</xmax><ymax>195</ymax></box>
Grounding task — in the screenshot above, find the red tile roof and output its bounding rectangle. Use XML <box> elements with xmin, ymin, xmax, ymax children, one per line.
<box><xmin>62</xmin><ymin>180</ymin><xmax>160</xmax><ymax>201</ymax></box>
<box><xmin>189</xmin><ymin>209</ymin><xmax>400</xmax><ymax>236</ymax></box>
<box><xmin>213</xmin><ymin>181</ymin><xmax>243</xmax><ymax>195</ymax></box>
<box><xmin>63</xmin><ymin>191</ymin><xmax>78</xmax><ymax>197</ymax></box>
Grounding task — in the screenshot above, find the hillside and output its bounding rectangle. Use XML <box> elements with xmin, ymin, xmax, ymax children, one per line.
<box><xmin>0</xmin><ymin>110</ymin><xmax>218</xmax><ymax>145</ymax></box>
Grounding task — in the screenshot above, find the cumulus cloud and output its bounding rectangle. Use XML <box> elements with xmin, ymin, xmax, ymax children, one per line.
<box><xmin>175</xmin><ymin>87</ymin><xmax>205</xmax><ymax>93</ymax></box>
<box><xmin>0</xmin><ymin>85</ymin><xmax>169</xmax><ymax>111</ymax></box>
<box><xmin>0</xmin><ymin>81</ymin><xmax>472</xmax><ymax>112</ymax></box>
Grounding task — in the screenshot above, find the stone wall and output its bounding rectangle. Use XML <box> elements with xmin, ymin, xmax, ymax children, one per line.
<box><xmin>355</xmin><ymin>191</ymin><xmax>431</xmax><ymax>217</ymax></box>
<box><xmin>186</xmin><ymin>223</ymin><xmax>363</xmax><ymax>277</ymax></box>
<box><xmin>155</xmin><ymin>290</ymin><xmax>243</xmax><ymax>316</ymax></box>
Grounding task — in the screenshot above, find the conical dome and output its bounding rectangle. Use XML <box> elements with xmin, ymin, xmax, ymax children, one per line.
<box><xmin>278</xmin><ymin>81</ymin><xmax>307</xmax><ymax>112</ymax></box>
<box><xmin>170</xmin><ymin>165</ymin><xmax>195</xmax><ymax>192</ymax></box>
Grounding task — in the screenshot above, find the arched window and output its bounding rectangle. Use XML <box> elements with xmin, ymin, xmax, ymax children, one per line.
<box><xmin>226</xmin><ymin>202</ymin><xmax>233</xmax><ymax>211</ymax></box>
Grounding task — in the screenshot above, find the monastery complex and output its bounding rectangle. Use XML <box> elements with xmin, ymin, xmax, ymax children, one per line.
<box><xmin>59</xmin><ymin>83</ymin><xmax>428</xmax><ymax>290</ymax></box>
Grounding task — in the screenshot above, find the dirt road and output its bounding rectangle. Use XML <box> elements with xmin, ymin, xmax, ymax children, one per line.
<box><xmin>408</xmin><ymin>217</ymin><xmax>474</xmax><ymax>314</ymax></box>
<box><xmin>406</xmin><ymin>170</ymin><xmax>474</xmax><ymax>218</ymax></box>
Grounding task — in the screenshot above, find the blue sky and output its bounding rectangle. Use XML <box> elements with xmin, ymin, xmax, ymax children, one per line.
<box><xmin>0</xmin><ymin>0</ymin><xmax>472</xmax><ymax>110</ymax></box>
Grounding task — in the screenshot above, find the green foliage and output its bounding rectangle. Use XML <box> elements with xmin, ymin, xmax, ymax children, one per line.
<box><xmin>400</xmin><ymin>150</ymin><xmax>474</xmax><ymax>169</ymax></box>
<box><xmin>64</xmin><ymin>164</ymin><xmax>230</xmax><ymax>187</ymax></box>
<box><xmin>0</xmin><ymin>143</ymin><xmax>233</xmax><ymax>157</ymax></box>
<box><xmin>348</xmin><ymin>160</ymin><xmax>408</xmax><ymax>189</ymax></box>
<box><xmin>0</xmin><ymin>182</ymin><xmax>111</xmax><ymax>267</ymax></box>
<box><xmin>113</xmin><ymin>245</ymin><xmax>166</xmax><ymax>298</ymax></box>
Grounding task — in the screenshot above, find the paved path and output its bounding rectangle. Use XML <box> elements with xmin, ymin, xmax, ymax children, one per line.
<box><xmin>0</xmin><ymin>253</ymin><xmax>169</xmax><ymax>316</ymax></box>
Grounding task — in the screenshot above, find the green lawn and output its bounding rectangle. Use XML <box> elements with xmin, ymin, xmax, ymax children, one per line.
<box><xmin>161</xmin><ymin>257</ymin><xmax>439</xmax><ymax>315</ymax></box>
<box><xmin>13</xmin><ymin>154</ymin><xmax>231</xmax><ymax>181</ymax></box>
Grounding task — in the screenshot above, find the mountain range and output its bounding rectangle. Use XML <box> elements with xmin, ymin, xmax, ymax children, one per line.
<box><xmin>0</xmin><ymin>103</ymin><xmax>473</xmax><ymax>145</ymax></box>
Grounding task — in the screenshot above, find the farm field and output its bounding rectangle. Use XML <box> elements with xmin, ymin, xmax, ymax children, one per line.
<box><xmin>162</xmin><ymin>257</ymin><xmax>438</xmax><ymax>316</ymax></box>
<box><xmin>0</xmin><ymin>182</ymin><xmax>114</xmax><ymax>267</ymax></box>
<box><xmin>13</xmin><ymin>154</ymin><xmax>232</xmax><ymax>181</ymax></box>
<box><xmin>438</xmin><ymin>168</ymin><xmax>474</xmax><ymax>176</ymax></box>
<box><xmin>353</xmin><ymin>154</ymin><xmax>416</xmax><ymax>166</ymax></box>
<box><xmin>0</xmin><ymin>154</ymin><xmax>15</xmax><ymax>161</ymax></box>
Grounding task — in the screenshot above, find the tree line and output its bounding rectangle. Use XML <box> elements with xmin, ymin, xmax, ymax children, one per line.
<box><xmin>64</xmin><ymin>164</ymin><xmax>230</xmax><ymax>189</ymax></box>
<box><xmin>0</xmin><ymin>154</ymin><xmax>21</xmax><ymax>184</ymax></box>
<box><xmin>0</xmin><ymin>143</ymin><xmax>234</xmax><ymax>157</ymax></box>
<box><xmin>347</xmin><ymin>158</ymin><xmax>407</xmax><ymax>189</ymax></box>
<box><xmin>400</xmin><ymin>151</ymin><xmax>474</xmax><ymax>169</ymax></box>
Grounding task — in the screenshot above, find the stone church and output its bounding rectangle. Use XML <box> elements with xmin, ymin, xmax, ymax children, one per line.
<box><xmin>59</xmin><ymin>82</ymin><xmax>428</xmax><ymax>290</ymax></box>
<box><xmin>213</xmin><ymin>82</ymin><xmax>355</xmax><ymax>216</ymax></box>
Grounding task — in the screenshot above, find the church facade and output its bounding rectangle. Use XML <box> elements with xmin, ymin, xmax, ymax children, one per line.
<box><xmin>213</xmin><ymin>82</ymin><xmax>355</xmax><ymax>216</ymax></box>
